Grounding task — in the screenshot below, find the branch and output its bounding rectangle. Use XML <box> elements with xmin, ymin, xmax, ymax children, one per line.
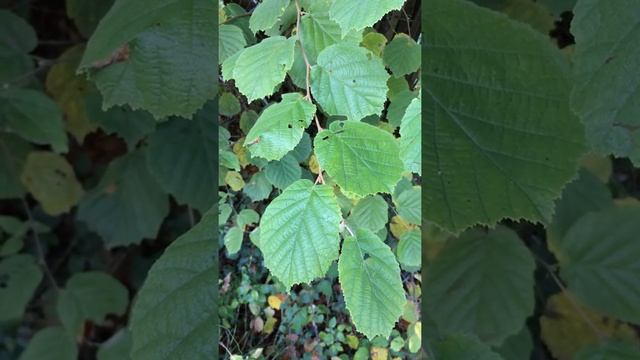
<box><xmin>294</xmin><ymin>0</ymin><xmax>325</xmax><ymax>184</ymax></box>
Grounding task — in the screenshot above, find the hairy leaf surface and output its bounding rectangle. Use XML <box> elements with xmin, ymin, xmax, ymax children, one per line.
<box><xmin>556</xmin><ymin>207</ymin><xmax>640</xmax><ymax>324</ymax></box>
<box><xmin>425</xmin><ymin>227</ymin><xmax>536</xmax><ymax>345</ymax></box>
<box><xmin>315</xmin><ymin>121</ymin><xmax>403</xmax><ymax>197</ymax></box>
<box><xmin>130</xmin><ymin>209</ymin><xmax>216</xmax><ymax>360</ymax></box>
<box><xmin>329</xmin><ymin>0</ymin><xmax>406</xmax><ymax>37</ymax></box>
<box><xmin>259</xmin><ymin>179</ymin><xmax>341</xmax><ymax>289</ymax></box>
<box><xmin>245</xmin><ymin>93</ymin><xmax>316</xmax><ymax>161</ymax></box>
<box><xmin>311</xmin><ymin>44</ymin><xmax>389</xmax><ymax>121</ymax></box>
<box><xmin>147</xmin><ymin>103</ymin><xmax>217</xmax><ymax>212</ymax></box>
<box><xmin>78</xmin><ymin>150</ymin><xmax>169</xmax><ymax>248</ymax></box>
<box><xmin>571</xmin><ymin>0</ymin><xmax>640</xmax><ymax>165</ymax></box>
<box><xmin>425</xmin><ymin>0</ymin><xmax>584</xmax><ymax>232</ymax></box>
<box><xmin>338</xmin><ymin>229</ymin><xmax>405</xmax><ymax>339</ymax></box>
<box><xmin>232</xmin><ymin>36</ymin><xmax>296</xmax><ymax>102</ymax></box>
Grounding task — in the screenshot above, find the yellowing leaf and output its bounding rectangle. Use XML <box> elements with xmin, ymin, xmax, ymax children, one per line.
<box><xmin>263</xmin><ymin>316</ymin><xmax>278</xmax><ymax>334</ymax></box>
<box><xmin>346</xmin><ymin>335</ymin><xmax>359</xmax><ymax>350</ymax></box>
<box><xmin>370</xmin><ymin>347</ymin><xmax>388</xmax><ymax>360</ymax></box>
<box><xmin>308</xmin><ymin>154</ymin><xmax>320</xmax><ymax>174</ymax></box>
<box><xmin>45</xmin><ymin>45</ymin><xmax>97</xmax><ymax>142</ymax></box>
<box><xmin>541</xmin><ymin>293</ymin><xmax>639</xmax><ymax>360</ymax></box>
<box><xmin>267</xmin><ymin>295</ymin><xmax>282</xmax><ymax>310</ymax></box>
<box><xmin>390</xmin><ymin>215</ymin><xmax>414</xmax><ymax>239</ymax></box>
<box><xmin>21</xmin><ymin>152</ymin><xmax>84</xmax><ymax>216</ymax></box>
<box><xmin>233</xmin><ymin>139</ymin><xmax>250</xmax><ymax>168</ymax></box>
<box><xmin>225</xmin><ymin>171</ymin><xmax>245</xmax><ymax>192</ymax></box>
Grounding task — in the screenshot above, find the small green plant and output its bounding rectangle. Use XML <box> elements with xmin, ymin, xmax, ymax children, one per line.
<box><xmin>219</xmin><ymin>0</ymin><xmax>422</xmax><ymax>345</ymax></box>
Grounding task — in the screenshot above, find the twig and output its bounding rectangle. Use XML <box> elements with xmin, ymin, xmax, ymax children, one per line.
<box><xmin>21</xmin><ymin>198</ymin><xmax>58</xmax><ymax>291</ymax></box>
<box><xmin>294</xmin><ymin>0</ymin><xmax>325</xmax><ymax>184</ymax></box>
<box><xmin>402</xmin><ymin>8</ymin><xmax>412</xmax><ymax>35</ymax></box>
<box><xmin>342</xmin><ymin>220</ymin><xmax>355</xmax><ymax>237</ymax></box>
<box><xmin>535</xmin><ymin>254</ymin><xmax>604</xmax><ymax>340</ymax></box>
<box><xmin>219</xmin><ymin>341</ymin><xmax>233</xmax><ymax>357</ymax></box>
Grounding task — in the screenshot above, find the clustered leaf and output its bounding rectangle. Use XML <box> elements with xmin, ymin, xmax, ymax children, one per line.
<box><xmin>218</xmin><ymin>0</ymin><xmax>420</xmax><ymax>341</ymax></box>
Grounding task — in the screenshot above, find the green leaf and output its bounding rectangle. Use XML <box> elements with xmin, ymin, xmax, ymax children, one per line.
<box><xmin>0</xmin><ymin>254</ymin><xmax>42</xmax><ymax>323</ymax></box>
<box><xmin>219</xmin><ymin>149</ymin><xmax>240</xmax><ymax>171</ymax></box>
<box><xmin>66</xmin><ymin>0</ymin><xmax>113</xmax><ymax>37</ymax></box>
<box><xmin>219</xmin><ymin>203</ymin><xmax>232</xmax><ymax>227</ymax></box>
<box><xmin>397</xmin><ymin>229</ymin><xmax>421</xmax><ymax>268</ymax></box>
<box><xmin>314</xmin><ymin>121</ymin><xmax>403</xmax><ymax>196</ymax></box>
<box><xmin>338</xmin><ymin>228</ymin><xmax>405</xmax><ymax>339</ymax></box>
<box><xmin>0</xmin><ymin>10</ymin><xmax>37</xmax><ymax>85</ymax></box>
<box><xmin>97</xmin><ymin>330</ymin><xmax>132</xmax><ymax>360</ymax></box>
<box><xmin>219</xmin><ymin>24</ymin><xmax>247</xmax><ymax>64</ymax></box>
<box><xmin>300</xmin><ymin>11</ymin><xmax>362</xmax><ymax>62</ymax></box>
<box><xmin>264</xmin><ymin>153</ymin><xmax>301</xmax><ymax>190</ymax></box>
<box><xmin>20</xmin><ymin>152</ymin><xmax>84</xmax><ymax>216</ymax></box>
<box><xmin>575</xmin><ymin>341</ymin><xmax>640</xmax><ymax>360</ymax></box>
<box><xmin>387</xmin><ymin>89</ymin><xmax>417</xmax><ymax>128</ymax></box>
<box><xmin>57</xmin><ymin>272</ymin><xmax>129</xmax><ymax>335</ymax></box>
<box><xmin>424</xmin><ymin>0</ymin><xmax>584</xmax><ymax>233</ymax></box>
<box><xmin>259</xmin><ymin>179</ymin><xmax>341</xmax><ymax>289</ymax></box>
<box><xmin>329</xmin><ymin>0</ymin><xmax>406</xmax><ymax>37</ymax></box>
<box><xmin>288</xmin><ymin>42</ymin><xmax>307</xmax><ymax>89</ymax></box>
<box><xmin>19</xmin><ymin>327</ymin><xmax>77</xmax><ymax>360</ymax></box>
<box><xmin>311</xmin><ymin>44</ymin><xmax>389</xmax><ymax>121</ymax></box>
<box><xmin>432</xmin><ymin>335</ymin><xmax>504</xmax><ymax>360</ymax></box>
<box><xmin>249</xmin><ymin>0</ymin><xmax>290</xmax><ymax>34</ymax></box>
<box><xmin>224</xmin><ymin>3</ymin><xmax>256</xmax><ymax>45</ymax></box>
<box><xmin>387</xmin><ymin>76</ymin><xmax>409</xmax><ymax>99</ymax></box>
<box><xmin>239</xmin><ymin>110</ymin><xmax>258</xmax><ymax>134</ymax></box>
<box><xmin>0</xmin><ymin>133</ymin><xmax>32</xmax><ymax>199</ymax></box>
<box><xmin>84</xmin><ymin>0</ymin><xmax>217</xmax><ymax>119</ymax></box>
<box><xmin>547</xmin><ymin>168</ymin><xmax>612</xmax><ymax>244</ymax></box>
<box><xmin>146</xmin><ymin>104</ymin><xmax>217</xmax><ymax>212</ymax></box>
<box><xmin>500</xmin><ymin>0</ymin><xmax>555</xmax><ymax>34</ymax></box>
<box><xmin>495</xmin><ymin>327</ymin><xmax>533</xmax><ymax>360</ymax></box>
<box><xmin>231</xmin><ymin>36</ymin><xmax>296</xmax><ymax>102</ymax></box>
<box><xmin>224</xmin><ymin>171</ymin><xmax>245</xmax><ymax>191</ymax></box>
<box><xmin>0</xmin><ymin>10</ymin><xmax>37</xmax><ymax>53</ymax></box>
<box><xmin>425</xmin><ymin>227</ymin><xmax>536</xmax><ymax>345</ymax></box>
<box><xmin>399</xmin><ymin>97</ymin><xmax>421</xmax><ymax>175</ymax></box>
<box><xmin>360</xmin><ymin>31</ymin><xmax>387</xmax><ymax>57</ymax></box>
<box><xmin>0</xmin><ymin>216</ymin><xmax>27</xmax><ymax>256</ymax></box>
<box><xmin>129</xmin><ymin>209</ymin><xmax>216</xmax><ymax>360</ymax></box>
<box><xmin>300</xmin><ymin>0</ymin><xmax>332</xmax><ymax>13</ymax></box>
<box><xmin>383</xmin><ymin>33</ymin><xmax>420</xmax><ymax>76</ymax></box>
<box><xmin>394</xmin><ymin>186</ymin><xmax>421</xmax><ymax>225</ymax></box>
<box><xmin>245</xmin><ymin>93</ymin><xmax>316</xmax><ymax>161</ymax></box>
<box><xmin>219</xmin><ymin>92</ymin><xmax>241</xmax><ymax>117</ymax></box>
<box><xmin>237</xmin><ymin>209</ymin><xmax>259</xmax><ymax>229</ymax></box>
<box><xmin>290</xmin><ymin>132</ymin><xmax>312</xmax><ymax>162</ymax></box>
<box><xmin>77</xmin><ymin>149</ymin><xmax>169</xmax><ymax>248</ymax></box>
<box><xmin>85</xmin><ymin>93</ymin><xmax>157</xmax><ymax>150</ymax></box>
<box><xmin>243</xmin><ymin>172</ymin><xmax>273</xmax><ymax>202</ymax></box>
<box><xmin>555</xmin><ymin>207</ymin><xmax>640</xmax><ymax>324</ymax></box>
<box><xmin>224</xmin><ymin>227</ymin><xmax>244</xmax><ymax>256</ymax></box>
<box><xmin>571</xmin><ymin>0</ymin><xmax>640</xmax><ymax>165</ymax></box>
<box><xmin>79</xmin><ymin>0</ymin><xmax>184</xmax><ymax>67</ymax></box>
<box><xmin>221</xmin><ymin>50</ymin><xmax>241</xmax><ymax>82</ymax></box>
<box><xmin>348</xmin><ymin>195</ymin><xmax>388</xmax><ymax>232</ymax></box>
<box><xmin>0</xmin><ymin>88</ymin><xmax>68</xmax><ymax>153</ymax></box>
<box><xmin>538</xmin><ymin>0</ymin><xmax>576</xmax><ymax>17</ymax></box>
